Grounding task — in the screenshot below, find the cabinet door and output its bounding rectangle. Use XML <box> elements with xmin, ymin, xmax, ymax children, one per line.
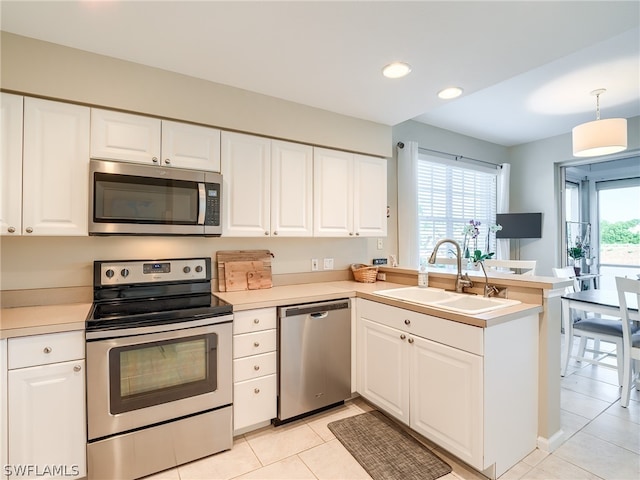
<box><xmin>23</xmin><ymin>98</ymin><xmax>89</xmax><ymax>236</ymax></box>
<box><xmin>90</xmin><ymin>109</ymin><xmax>161</xmax><ymax>164</ymax></box>
<box><xmin>0</xmin><ymin>93</ymin><xmax>23</xmax><ymax>236</ymax></box>
<box><xmin>357</xmin><ymin>318</ymin><xmax>409</xmax><ymax>424</ymax></box>
<box><xmin>354</xmin><ymin>154</ymin><xmax>387</xmax><ymax>237</ymax></box>
<box><xmin>233</xmin><ymin>374</ymin><xmax>277</xmax><ymax>433</ymax></box>
<box><xmin>161</xmin><ymin>120</ymin><xmax>221</xmax><ymax>171</ymax></box>
<box><xmin>410</xmin><ymin>335</ymin><xmax>483</xmax><ymax>469</ymax></box>
<box><xmin>313</xmin><ymin>148</ymin><xmax>353</xmax><ymax>237</ymax></box>
<box><xmin>271</xmin><ymin>140</ymin><xmax>313</xmax><ymax>237</ymax></box>
<box><xmin>8</xmin><ymin>360</ymin><xmax>86</xmax><ymax>478</ymax></box>
<box><xmin>221</xmin><ymin>132</ymin><xmax>271</xmax><ymax>236</ymax></box>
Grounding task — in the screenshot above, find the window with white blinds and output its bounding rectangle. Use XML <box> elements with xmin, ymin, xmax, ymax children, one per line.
<box><xmin>417</xmin><ymin>156</ymin><xmax>497</xmax><ymax>261</ymax></box>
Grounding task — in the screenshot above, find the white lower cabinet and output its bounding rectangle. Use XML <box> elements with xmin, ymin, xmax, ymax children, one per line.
<box><xmin>357</xmin><ymin>299</ymin><xmax>537</xmax><ymax>479</ymax></box>
<box><xmin>6</xmin><ymin>331</ymin><xmax>86</xmax><ymax>479</ymax></box>
<box><xmin>232</xmin><ymin>308</ymin><xmax>277</xmax><ymax>434</ymax></box>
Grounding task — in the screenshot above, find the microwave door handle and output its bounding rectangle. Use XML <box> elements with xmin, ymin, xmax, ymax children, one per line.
<box><xmin>197</xmin><ymin>183</ymin><xmax>206</xmax><ymax>225</ymax></box>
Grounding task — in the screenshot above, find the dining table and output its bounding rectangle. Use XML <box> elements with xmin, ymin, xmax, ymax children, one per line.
<box><xmin>561</xmin><ymin>288</ymin><xmax>639</xmax><ymax>322</ymax></box>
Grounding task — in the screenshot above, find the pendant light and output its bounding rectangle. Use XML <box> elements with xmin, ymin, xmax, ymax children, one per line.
<box><xmin>572</xmin><ymin>89</ymin><xmax>627</xmax><ymax>157</ymax></box>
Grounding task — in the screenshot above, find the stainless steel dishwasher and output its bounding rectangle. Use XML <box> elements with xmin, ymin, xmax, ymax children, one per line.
<box><xmin>276</xmin><ymin>299</ymin><xmax>351</xmax><ymax>423</ymax></box>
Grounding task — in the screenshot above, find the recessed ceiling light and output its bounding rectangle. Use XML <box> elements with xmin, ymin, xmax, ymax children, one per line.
<box><xmin>438</xmin><ymin>87</ymin><xmax>464</xmax><ymax>99</ymax></box>
<box><xmin>382</xmin><ymin>62</ymin><xmax>412</xmax><ymax>79</ymax></box>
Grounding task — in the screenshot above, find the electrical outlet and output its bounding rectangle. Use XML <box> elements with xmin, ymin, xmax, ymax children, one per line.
<box><xmin>377</xmin><ymin>238</ymin><xmax>383</xmax><ymax>250</ymax></box>
<box><xmin>311</xmin><ymin>259</ymin><xmax>319</xmax><ymax>271</ymax></box>
<box><xmin>323</xmin><ymin>258</ymin><xmax>334</xmax><ymax>270</ymax></box>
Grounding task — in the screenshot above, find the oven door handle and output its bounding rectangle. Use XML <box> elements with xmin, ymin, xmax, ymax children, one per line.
<box><xmin>86</xmin><ymin>314</ymin><xmax>233</xmax><ymax>340</ymax></box>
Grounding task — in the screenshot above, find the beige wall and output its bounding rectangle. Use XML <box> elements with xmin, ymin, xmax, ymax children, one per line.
<box><xmin>1</xmin><ymin>32</ymin><xmax>391</xmax><ymax>157</ymax></box>
<box><xmin>0</xmin><ymin>32</ymin><xmax>394</xmax><ymax>294</ymax></box>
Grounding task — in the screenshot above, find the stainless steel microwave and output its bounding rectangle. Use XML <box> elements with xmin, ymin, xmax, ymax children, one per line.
<box><xmin>89</xmin><ymin>159</ymin><xmax>222</xmax><ymax>236</ymax></box>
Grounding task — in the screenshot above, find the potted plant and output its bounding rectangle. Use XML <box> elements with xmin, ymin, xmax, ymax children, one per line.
<box><xmin>567</xmin><ymin>238</ymin><xmax>585</xmax><ymax>276</ymax></box>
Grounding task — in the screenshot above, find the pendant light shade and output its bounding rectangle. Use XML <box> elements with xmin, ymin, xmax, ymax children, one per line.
<box><xmin>572</xmin><ymin>89</ymin><xmax>628</xmax><ymax>158</ymax></box>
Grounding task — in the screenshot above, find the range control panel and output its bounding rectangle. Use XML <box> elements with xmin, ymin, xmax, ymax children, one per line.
<box><xmin>96</xmin><ymin>258</ymin><xmax>209</xmax><ymax>286</ymax></box>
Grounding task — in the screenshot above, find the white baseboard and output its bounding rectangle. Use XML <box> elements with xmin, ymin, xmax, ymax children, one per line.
<box><xmin>537</xmin><ymin>429</ymin><xmax>565</xmax><ymax>452</ymax></box>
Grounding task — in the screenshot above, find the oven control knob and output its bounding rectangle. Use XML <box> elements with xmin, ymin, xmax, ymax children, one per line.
<box><xmin>183</xmin><ymin>266</ymin><xmax>191</xmax><ymax>274</ymax></box>
<box><xmin>121</xmin><ymin>268</ymin><xmax>130</xmax><ymax>278</ymax></box>
<box><xmin>195</xmin><ymin>265</ymin><xmax>203</xmax><ymax>273</ymax></box>
<box><xmin>105</xmin><ymin>269</ymin><xmax>115</xmax><ymax>279</ymax></box>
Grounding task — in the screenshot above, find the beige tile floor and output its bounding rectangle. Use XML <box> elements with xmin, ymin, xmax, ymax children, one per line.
<box><xmin>145</xmin><ymin>337</ymin><xmax>639</xmax><ymax>480</ymax></box>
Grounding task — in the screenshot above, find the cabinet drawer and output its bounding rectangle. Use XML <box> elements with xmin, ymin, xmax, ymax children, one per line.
<box><xmin>233</xmin><ymin>374</ymin><xmax>277</xmax><ymax>432</ymax></box>
<box><xmin>8</xmin><ymin>331</ymin><xmax>85</xmax><ymax>369</ymax></box>
<box><xmin>233</xmin><ymin>308</ymin><xmax>277</xmax><ymax>334</ymax></box>
<box><xmin>234</xmin><ymin>351</ymin><xmax>277</xmax><ymax>382</ymax></box>
<box><xmin>233</xmin><ymin>330</ymin><xmax>276</xmax><ymax>359</ymax></box>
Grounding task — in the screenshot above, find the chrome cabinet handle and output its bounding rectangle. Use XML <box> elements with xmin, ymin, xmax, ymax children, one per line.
<box><xmin>164</xmin><ymin>158</ymin><xmax>171</xmax><ymax>165</ymax></box>
<box><xmin>400</xmin><ymin>334</ymin><xmax>406</xmax><ymax>340</ymax></box>
<box><xmin>273</xmin><ymin>231</ymin><xmax>278</xmax><ymax>235</ymax></box>
<box><xmin>264</xmin><ymin>231</ymin><xmax>269</xmax><ymax>235</ymax></box>
<box><xmin>254</xmin><ymin>365</ymin><xmax>260</xmax><ymax>371</ymax></box>
<box><xmin>349</xmin><ymin>232</ymin><xmax>354</xmax><ymax>236</ymax></box>
<box><xmin>152</xmin><ymin>157</ymin><xmax>159</xmax><ymax>163</ymax></box>
<box><xmin>253</xmin><ymin>318</ymin><xmax>260</xmax><ymax>324</ymax></box>
<box><xmin>254</xmin><ymin>342</ymin><xmax>260</xmax><ymax>347</ymax></box>
<box><xmin>26</xmin><ymin>227</ymin><xmax>33</xmax><ymax>233</ymax></box>
<box><xmin>408</xmin><ymin>338</ymin><xmax>415</xmax><ymax>344</ymax></box>
<box><xmin>7</xmin><ymin>227</ymin><xmax>15</xmax><ymax>233</ymax></box>
<box><xmin>43</xmin><ymin>346</ymin><xmax>52</xmax><ymax>354</ymax></box>
<box><xmin>254</xmin><ymin>388</ymin><xmax>260</xmax><ymax>394</ymax></box>
<box><xmin>355</xmin><ymin>232</ymin><xmax>360</xmax><ymax>236</ymax></box>
<box><xmin>404</xmin><ymin>319</ymin><xmax>411</xmax><ymax>325</ymax></box>
<box><xmin>73</xmin><ymin>365</ymin><xmax>82</xmax><ymax>372</ymax></box>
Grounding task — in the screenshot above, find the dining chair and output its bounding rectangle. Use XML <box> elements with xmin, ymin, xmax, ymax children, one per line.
<box><xmin>616</xmin><ymin>276</ymin><xmax>640</xmax><ymax>408</ymax></box>
<box><xmin>555</xmin><ymin>266</ymin><xmax>625</xmax><ymax>384</ymax></box>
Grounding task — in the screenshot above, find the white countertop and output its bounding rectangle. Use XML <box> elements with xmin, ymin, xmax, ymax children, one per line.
<box><xmin>0</xmin><ymin>278</ymin><xmax>545</xmax><ymax>338</ymax></box>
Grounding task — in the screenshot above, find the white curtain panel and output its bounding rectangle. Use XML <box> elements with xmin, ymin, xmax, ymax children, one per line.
<box><xmin>397</xmin><ymin>141</ymin><xmax>419</xmax><ymax>268</ymax></box>
<box><xmin>497</xmin><ymin>163</ymin><xmax>511</xmax><ymax>260</ymax></box>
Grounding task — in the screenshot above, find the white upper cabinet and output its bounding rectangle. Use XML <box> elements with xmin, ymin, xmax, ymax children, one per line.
<box><xmin>19</xmin><ymin>98</ymin><xmax>90</xmax><ymax>236</ymax></box>
<box><xmin>271</xmin><ymin>140</ymin><xmax>313</xmax><ymax>237</ymax></box>
<box><xmin>161</xmin><ymin>120</ymin><xmax>221</xmax><ymax>171</ymax></box>
<box><xmin>314</xmin><ymin>148</ymin><xmax>387</xmax><ymax>237</ymax></box>
<box><xmin>221</xmin><ymin>133</ymin><xmax>313</xmax><ymax>237</ymax></box>
<box><xmin>91</xmin><ymin>109</ymin><xmax>220</xmax><ymax>171</ymax></box>
<box><xmin>90</xmin><ymin>109</ymin><xmax>160</xmax><ymax>164</ymax></box>
<box><xmin>0</xmin><ymin>93</ymin><xmax>23</xmax><ymax>236</ymax></box>
<box><xmin>354</xmin><ymin>154</ymin><xmax>388</xmax><ymax>237</ymax></box>
<box><xmin>221</xmin><ymin>132</ymin><xmax>271</xmax><ymax>236</ymax></box>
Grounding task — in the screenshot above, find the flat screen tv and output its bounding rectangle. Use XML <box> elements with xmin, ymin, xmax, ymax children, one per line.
<box><xmin>496</xmin><ymin>213</ymin><xmax>542</xmax><ymax>239</ymax></box>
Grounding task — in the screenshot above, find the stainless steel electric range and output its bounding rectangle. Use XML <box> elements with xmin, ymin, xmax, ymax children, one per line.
<box><xmin>85</xmin><ymin>257</ymin><xmax>233</xmax><ymax>480</ymax></box>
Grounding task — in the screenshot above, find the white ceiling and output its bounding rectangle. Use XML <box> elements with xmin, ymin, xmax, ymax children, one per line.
<box><xmin>1</xmin><ymin>1</ymin><xmax>639</xmax><ymax>147</ymax></box>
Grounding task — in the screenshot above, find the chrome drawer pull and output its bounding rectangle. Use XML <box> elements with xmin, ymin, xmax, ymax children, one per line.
<box><xmin>73</xmin><ymin>365</ymin><xmax>82</xmax><ymax>372</ymax></box>
<box><xmin>43</xmin><ymin>346</ymin><xmax>52</xmax><ymax>354</ymax></box>
<box><xmin>404</xmin><ymin>319</ymin><xmax>411</xmax><ymax>325</ymax></box>
<box><xmin>254</xmin><ymin>365</ymin><xmax>260</xmax><ymax>371</ymax></box>
<box><xmin>400</xmin><ymin>334</ymin><xmax>406</xmax><ymax>340</ymax></box>
<box><xmin>253</xmin><ymin>318</ymin><xmax>260</xmax><ymax>324</ymax></box>
<box><xmin>408</xmin><ymin>338</ymin><xmax>415</xmax><ymax>344</ymax></box>
<box><xmin>254</xmin><ymin>342</ymin><xmax>260</xmax><ymax>347</ymax></box>
<box><xmin>254</xmin><ymin>388</ymin><xmax>260</xmax><ymax>394</ymax></box>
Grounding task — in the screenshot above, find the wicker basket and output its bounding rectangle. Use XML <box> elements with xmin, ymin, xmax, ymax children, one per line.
<box><xmin>351</xmin><ymin>263</ymin><xmax>379</xmax><ymax>283</ymax></box>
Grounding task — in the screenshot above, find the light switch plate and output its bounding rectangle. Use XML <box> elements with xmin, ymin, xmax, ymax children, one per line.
<box><xmin>323</xmin><ymin>258</ymin><xmax>334</xmax><ymax>270</ymax></box>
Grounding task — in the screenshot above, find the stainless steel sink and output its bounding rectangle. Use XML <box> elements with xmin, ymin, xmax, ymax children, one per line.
<box><xmin>372</xmin><ymin>286</ymin><xmax>520</xmax><ymax>314</ymax></box>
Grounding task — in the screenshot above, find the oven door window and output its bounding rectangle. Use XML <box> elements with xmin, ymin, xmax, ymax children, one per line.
<box><xmin>109</xmin><ymin>333</ymin><xmax>218</xmax><ymax>414</ymax></box>
<box><xmin>94</xmin><ymin>173</ymin><xmax>199</xmax><ymax>225</ymax></box>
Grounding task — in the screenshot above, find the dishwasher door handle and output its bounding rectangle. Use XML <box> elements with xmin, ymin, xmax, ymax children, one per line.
<box><xmin>310</xmin><ymin>311</ymin><xmax>329</xmax><ymax>319</ymax></box>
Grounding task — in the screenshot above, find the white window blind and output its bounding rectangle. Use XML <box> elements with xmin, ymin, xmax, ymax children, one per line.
<box><xmin>417</xmin><ymin>155</ymin><xmax>497</xmax><ymax>261</ymax></box>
